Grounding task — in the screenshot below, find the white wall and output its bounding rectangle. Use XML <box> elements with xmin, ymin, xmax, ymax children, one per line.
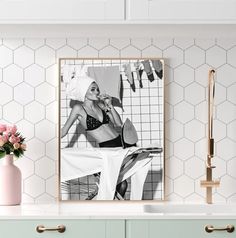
<box><xmin>0</xmin><ymin>37</ymin><xmax>236</xmax><ymax>203</ymax></box>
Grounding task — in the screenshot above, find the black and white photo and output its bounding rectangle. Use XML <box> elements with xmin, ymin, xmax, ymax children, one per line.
<box><xmin>59</xmin><ymin>58</ymin><xmax>164</xmax><ymax>201</ymax></box>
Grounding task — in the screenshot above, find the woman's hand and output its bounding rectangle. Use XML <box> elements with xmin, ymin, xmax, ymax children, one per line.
<box><xmin>98</xmin><ymin>94</ymin><xmax>122</xmax><ymax>127</ymax></box>
<box><xmin>99</xmin><ymin>94</ymin><xmax>112</xmax><ymax>109</ymax></box>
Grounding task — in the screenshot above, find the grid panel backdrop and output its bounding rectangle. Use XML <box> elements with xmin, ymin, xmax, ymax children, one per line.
<box><xmin>60</xmin><ymin>58</ymin><xmax>164</xmax><ymax>200</ymax></box>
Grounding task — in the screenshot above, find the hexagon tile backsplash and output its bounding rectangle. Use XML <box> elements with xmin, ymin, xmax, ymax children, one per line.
<box><xmin>0</xmin><ymin>38</ymin><xmax>236</xmax><ymax>203</ymax></box>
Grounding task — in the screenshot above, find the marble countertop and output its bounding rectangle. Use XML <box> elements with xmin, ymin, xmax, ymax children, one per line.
<box><xmin>0</xmin><ymin>202</ymin><xmax>236</xmax><ymax>219</ymax></box>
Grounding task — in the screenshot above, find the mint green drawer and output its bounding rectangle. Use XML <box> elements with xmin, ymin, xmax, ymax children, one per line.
<box><xmin>0</xmin><ymin>219</ymin><xmax>125</xmax><ymax>238</ymax></box>
<box><xmin>126</xmin><ymin>220</ymin><xmax>236</xmax><ymax>238</ymax></box>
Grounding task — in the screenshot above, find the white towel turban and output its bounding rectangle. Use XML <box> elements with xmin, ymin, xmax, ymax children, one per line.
<box><xmin>66</xmin><ymin>75</ymin><xmax>95</xmax><ymax>102</ymax></box>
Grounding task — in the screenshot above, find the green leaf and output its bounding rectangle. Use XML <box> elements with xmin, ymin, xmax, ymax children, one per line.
<box><xmin>18</xmin><ymin>148</ymin><xmax>23</xmax><ymax>154</ymax></box>
<box><xmin>0</xmin><ymin>150</ymin><xmax>6</xmax><ymax>159</ymax></box>
<box><xmin>13</xmin><ymin>150</ymin><xmax>20</xmax><ymax>158</ymax></box>
<box><xmin>3</xmin><ymin>143</ymin><xmax>13</xmax><ymax>154</ymax></box>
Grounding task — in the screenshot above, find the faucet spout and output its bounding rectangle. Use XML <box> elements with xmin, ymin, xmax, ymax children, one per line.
<box><xmin>208</xmin><ymin>69</ymin><xmax>215</xmax><ymax>167</ymax></box>
<box><xmin>200</xmin><ymin>69</ymin><xmax>220</xmax><ymax>204</ymax></box>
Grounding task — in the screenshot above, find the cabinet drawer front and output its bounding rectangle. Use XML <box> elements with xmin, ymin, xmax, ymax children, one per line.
<box><xmin>0</xmin><ymin>0</ymin><xmax>124</xmax><ymax>22</ymax></box>
<box><xmin>127</xmin><ymin>0</ymin><xmax>236</xmax><ymax>22</ymax></box>
<box><xmin>0</xmin><ymin>219</ymin><xmax>125</xmax><ymax>238</ymax></box>
<box><xmin>126</xmin><ymin>220</ymin><xmax>236</xmax><ymax>238</ymax></box>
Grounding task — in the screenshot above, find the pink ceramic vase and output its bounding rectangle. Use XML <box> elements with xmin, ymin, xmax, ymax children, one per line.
<box><xmin>0</xmin><ymin>154</ymin><xmax>22</xmax><ymax>205</ymax></box>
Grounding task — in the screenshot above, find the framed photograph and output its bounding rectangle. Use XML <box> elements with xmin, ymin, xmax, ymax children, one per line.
<box><xmin>59</xmin><ymin>58</ymin><xmax>165</xmax><ymax>201</ymax></box>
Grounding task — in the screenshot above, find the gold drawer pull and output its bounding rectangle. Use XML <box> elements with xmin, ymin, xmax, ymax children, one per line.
<box><xmin>205</xmin><ymin>224</ymin><xmax>234</xmax><ymax>233</ymax></box>
<box><xmin>36</xmin><ymin>225</ymin><xmax>66</xmax><ymax>233</ymax></box>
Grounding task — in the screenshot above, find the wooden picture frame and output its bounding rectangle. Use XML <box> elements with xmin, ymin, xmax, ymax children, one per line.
<box><xmin>59</xmin><ymin>58</ymin><xmax>165</xmax><ymax>201</ymax></box>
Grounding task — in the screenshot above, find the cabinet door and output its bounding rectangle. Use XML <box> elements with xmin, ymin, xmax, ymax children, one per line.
<box><xmin>127</xmin><ymin>0</ymin><xmax>236</xmax><ymax>23</ymax></box>
<box><xmin>0</xmin><ymin>219</ymin><xmax>125</xmax><ymax>238</ymax></box>
<box><xmin>126</xmin><ymin>219</ymin><xmax>236</xmax><ymax>238</ymax></box>
<box><xmin>0</xmin><ymin>0</ymin><xmax>124</xmax><ymax>23</ymax></box>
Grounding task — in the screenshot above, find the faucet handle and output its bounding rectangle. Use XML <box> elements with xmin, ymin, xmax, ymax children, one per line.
<box><xmin>206</xmin><ymin>161</ymin><xmax>216</xmax><ymax>169</ymax></box>
<box><xmin>200</xmin><ymin>180</ymin><xmax>220</xmax><ymax>188</ymax></box>
<box><xmin>207</xmin><ymin>164</ymin><xmax>216</xmax><ymax>169</ymax></box>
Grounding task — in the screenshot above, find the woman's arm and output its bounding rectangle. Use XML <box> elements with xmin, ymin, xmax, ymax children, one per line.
<box><xmin>99</xmin><ymin>94</ymin><xmax>122</xmax><ymax>127</ymax></box>
<box><xmin>107</xmin><ymin>105</ymin><xmax>123</xmax><ymax>127</ymax></box>
<box><xmin>61</xmin><ymin>104</ymin><xmax>82</xmax><ymax>138</ymax></box>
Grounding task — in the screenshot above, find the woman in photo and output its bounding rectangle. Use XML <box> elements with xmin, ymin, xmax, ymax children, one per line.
<box><xmin>61</xmin><ymin>75</ymin><xmax>128</xmax><ymax>198</ymax></box>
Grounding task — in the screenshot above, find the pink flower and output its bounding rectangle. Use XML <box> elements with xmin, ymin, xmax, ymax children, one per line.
<box><xmin>9</xmin><ymin>135</ymin><xmax>17</xmax><ymax>144</ymax></box>
<box><xmin>0</xmin><ymin>124</ymin><xmax>26</xmax><ymax>158</ymax></box>
<box><xmin>13</xmin><ymin>143</ymin><xmax>20</xmax><ymax>149</ymax></box>
<box><xmin>3</xmin><ymin>134</ymin><xmax>9</xmax><ymax>142</ymax></box>
<box><xmin>6</xmin><ymin>125</ymin><xmax>17</xmax><ymax>135</ymax></box>
<box><xmin>21</xmin><ymin>143</ymin><xmax>26</xmax><ymax>150</ymax></box>
<box><xmin>15</xmin><ymin>136</ymin><xmax>21</xmax><ymax>143</ymax></box>
<box><xmin>0</xmin><ymin>138</ymin><xmax>5</xmax><ymax>146</ymax></box>
<box><xmin>0</xmin><ymin>135</ymin><xmax>8</xmax><ymax>144</ymax></box>
<box><xmin>0</xmin><ymin>124</ymin><xmax>6</xmax><ymax>133</ymax></box>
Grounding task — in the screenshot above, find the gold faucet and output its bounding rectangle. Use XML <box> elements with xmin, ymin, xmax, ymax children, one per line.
<box><xmin>200</xmin><ymin>69</ymin><xmax>220</xmax><ymax>204</ymax></box>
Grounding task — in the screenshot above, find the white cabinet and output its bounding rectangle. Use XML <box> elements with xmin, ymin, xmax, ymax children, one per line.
<box><xmin>0</xmin><ymin>0</ymin><xmax>124</xmax><ymax>23</ymax></box>
<box><xmin>0</xmin><ymin>0</ymin><xmax>235</xmax><ymax>24</ymax></box>
<box><xmin>127</xmin><ymin>0</ymin><xmax>236</xmax><ymax>23</ymax></box>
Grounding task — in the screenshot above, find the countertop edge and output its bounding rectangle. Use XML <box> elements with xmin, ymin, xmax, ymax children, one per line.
<box><xmin>1</xmin><ymin>214</ymin><xmax>236</xmax><ymax>220</ymax></box>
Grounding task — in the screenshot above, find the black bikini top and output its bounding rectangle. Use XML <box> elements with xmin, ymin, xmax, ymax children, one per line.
<box><xmin>82</xmin><ymin>106</ymin><xmax>110</xmax><ymax>131</ymax></box>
